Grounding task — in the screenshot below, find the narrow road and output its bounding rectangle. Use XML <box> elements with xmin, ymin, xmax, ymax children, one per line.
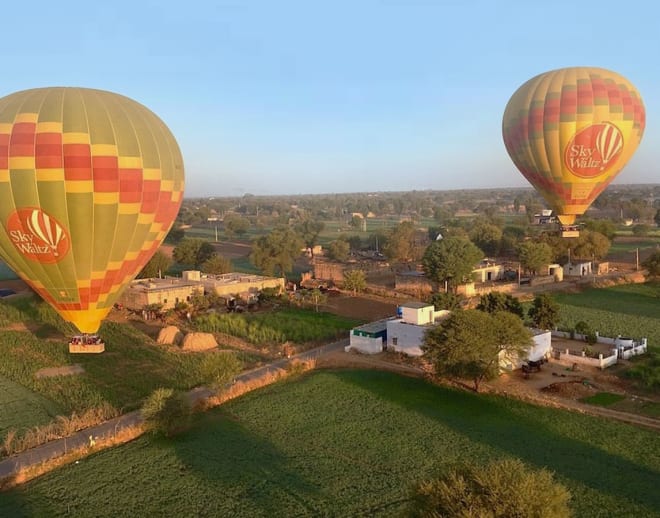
<box><xmin>0</xmin><ymin>338</ymin><xmax>349</xmax><ymax>481</ymax></box>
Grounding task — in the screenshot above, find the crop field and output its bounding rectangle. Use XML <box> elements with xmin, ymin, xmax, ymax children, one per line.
<box><xmin>195</xmin><ymin>307</ymin><xmax>360</xmax><ymax>345</ymax></box>
<box><xmin>0</xmin><ymin>374</ymin><xmax>62</xmax><ymax>435</ymax></box>
<box><xmin>1</xmin><ymin>370</ymin><xmax>658</xmax><ymax>516</ymax></box>
<box><xmin>555</xmin><ymin>282</ymin><xmax>660</xmax><ymax>350</ymax></box>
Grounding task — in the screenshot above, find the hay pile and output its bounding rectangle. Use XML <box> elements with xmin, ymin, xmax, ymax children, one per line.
<box><xmin>157</xmin><ymin>326</ymin><xmax>183</xmax><ymax>346</ymax></box>
<box><xmin>180</xmin><ymin>332</ymin><xmax>218</xmax><ymax>351</ymax></box>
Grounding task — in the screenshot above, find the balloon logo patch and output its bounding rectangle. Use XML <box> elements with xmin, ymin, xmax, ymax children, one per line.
<box><xmin>564</xmin><ymin>122</ymin><xmax>624</xmax><ymax>178</ymax></box>
<box><xmin>7</xmin><ymin>208</ymin><xmax>70</xmax><ymax>264</ymax></box>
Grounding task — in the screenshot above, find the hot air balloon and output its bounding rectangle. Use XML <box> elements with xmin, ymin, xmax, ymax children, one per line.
<box><xmin>0</xmin><ymin>87</ymin><xmax>184</xmax><ymax>337</ymax></box>
<box><xmin>502</xmin><ymin>67</ymin><xmax>645</xmax><ymax>236</ymax></box>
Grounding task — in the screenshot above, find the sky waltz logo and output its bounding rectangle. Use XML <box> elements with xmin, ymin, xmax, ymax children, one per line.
<box><xmin>7</xmin><ymin>208</ymin><xmax>70</xmax><ymax>264</ymax></box>
<box><xmin>564</xmin><ymin>122</ymin><xmax>624</xmax><ymax>178</ymax></box>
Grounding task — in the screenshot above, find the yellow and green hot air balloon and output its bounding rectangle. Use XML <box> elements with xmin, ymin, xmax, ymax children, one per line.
<box><xmin>0</xmin><ymin>87</ymin><xmax>184</xmax><ymax>334</ymax></box>
<box><xmin>502</xmin><ymin>66</ymin><xmax>645</xmax><ymax>233</ymax></box>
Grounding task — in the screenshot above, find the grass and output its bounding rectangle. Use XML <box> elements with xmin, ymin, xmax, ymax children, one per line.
<box><xmin>555</xmin><ymin>282</ymin><xmax>660</xmax><ymax>350</ymax></box>
<box><xmin>195</xmin><ymin>307</ymin><xmax>361</xmax><ymax>345</ymax></box>
<box><xmin>0</xmin><ymin>374</ymin><xmax>62</xmax><ymax>436</ymax></box>
<box><xmin>0</xmin><ymin>297</ymin><xmax>244</xmax><ymax>421</ymax></box>
<box><xmin>580</xmin><ymin>392</ymin><xmax>626</xmax><ymax>406</ymax></box>
<box><xmin>1</xmin><ymin>370</ymin><xmax>659</xmax><ymax>517</ymax></box>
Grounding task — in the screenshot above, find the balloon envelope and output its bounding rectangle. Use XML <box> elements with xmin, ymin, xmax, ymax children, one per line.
<box><xmin>0</xmin><ymin>87</ymin><xmax>184</xmax><ymax>333</ymax></box>
<box><xmin>502</xmin><ymin>67</ymin><xmax>645</xmax><ymax>225</ymax></box>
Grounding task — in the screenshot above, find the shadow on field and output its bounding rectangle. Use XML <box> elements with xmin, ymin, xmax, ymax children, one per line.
<box><xmin>339</xmin><ymin>370</ymin><xmax>660</xmax><ymax>514</ymax></box>
<box><xmin>171</xmin><ymin>410</ymin><xmax>320</xmax><ymax>516</ymax></box>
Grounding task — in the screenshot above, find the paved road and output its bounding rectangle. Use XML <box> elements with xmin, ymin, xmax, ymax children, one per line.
<box><xmin>0</xmin><ymin>338</ymin><xmax>349</xmax><ymax>481</ymax></box>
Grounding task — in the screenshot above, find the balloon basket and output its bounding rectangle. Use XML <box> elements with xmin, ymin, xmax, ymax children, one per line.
<box><xmin>560</xmin><ymin>226</ymin><xmax>580</xmax><ymax>238</ymax></box>
<box><xmin>69</xmin><ymin>335</ymin><xmax>105</xmax><ymax>354</ymax></box>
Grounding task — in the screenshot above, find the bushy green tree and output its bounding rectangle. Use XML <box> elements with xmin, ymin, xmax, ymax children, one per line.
<box><xmin>408</xmin><ymin>458</ymin><xmax>571</xmax><ymax>518</ymax></box>
<box><xmin>141</xmin><ymin>388</ymin><xmax>192</xmax><ymax>437</ymax></box>
<box><xmin>469</xmin><ymin>220</ymin><xmax>502</xmax><ymax>257</ymax></box>
<box><xmin>477</xmin><ymin>292</ymin><xmax>524</xmax><ymax>318</ymax></box>
<box><xmin>422</xmin><ymin>237</ymin><xmax>483</xmax><ymax>292</ymax></box>
<box><xmin>423</xmin><ymin>310</ymin><xmax>531</xmax><ymax>391</ymax></box>
<box><xmin>382</xmin><ymin>221</ymin><xmax>418</xmax><ymax>262</ymax></box>
<box><xmin>223</xmin><ymin>213</ymin><xmax>250</xmax><ymax>237</ymax></box>
<box><xmin>428</xmin><ymin>291</ymin><xmax>463</xmax><ymax>311</ymax></box>
<box><xmin>343</xmin><ymin>269</ymin><xmax>367</xmax><ymax>294</ymax></box>
<box><xmin>528</xmin><ymin>293</ymin><xmax>560</xmax><ymax>330</ymax></box>
<box><xmin>296</xmin><ymin>219</ymin><xmax>325</xmax><ymax>257</ymax></box>
<box><xmin>326</xmin><ymin>239</ymin><xmax>350</xmax><ymax>262</ymax></box>
<box><xmin>138</xmin><ymin>250</ymin><xmax>171</xmax><ymax>279</ymax></box>
<box><xmin>642</xmin><ymin>250</ymin><xmax>660</xmax><ymax>280</ymax></box>
<box><xmin>198</xmin><ymin>352</ymin><xmax>242</xmax><ymax>390</ymax></box>
<box><xmin>517</xmin><ymin>241</ymin><xmax>554</xmax><ymax>275</ymax></box>
<box><xmin>201</xmin><ymin>253</ymin><xmax>232</xmax><ymax>275</ymax></box>
<box><xmin>250</xmin><ymin>227</ymin><xmax>303</xmax><ymax>278</ymax></box>
<box><xmin>172</xmin><ymin>238</ymin><xmax>216</xmax><ymax>268</ymax></box>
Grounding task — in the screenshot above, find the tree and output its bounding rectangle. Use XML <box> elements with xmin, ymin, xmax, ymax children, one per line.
<box><xmin>198</xmin><ymin>352</ymin><xmax>241</xmax><ymax>390</ymax></box>
<box><xmin>571</xmin><ymin>230</ymin><xmax>611</xmax><ymax>261</ymax></box>
<box><xmin>428</xmin><ymin>291</ymin><xmax>463</xmax><ymax>311</ymax></box>
<box><xmin>632</xmin><ymin>224</ymin><xmax>651</xmax><ymax>237</ymax></box>
<box><xmin>516</xmin><ymin>240</ymin><xmax>554</xmax><ymax>275</ymax></box>
<box><xmin>655</xmin><ymin>209</ymin><xmax>660</xmax><ymax>227</ymax></box>
<box><xmin>165</xmin><ymin>226</ymin><xmax>185</xmax><ymax>244</ymax></box>
<box><xmin>141</xmin><ymin>388</ymin><xmax>192</xmax><ymax>437</ymax></box>
<box><xmin>249</xmin><ymin>227</ymin><xmax>303</xmax><ymax>278</ymax></box>
<box><xmin>307</xmin><ymin>288</ymin><xmax>327</xmax><ymax>312</ymax></box>
<box><xmin>528</xmin><ymin>293</ymin><xmax>560</xmax><ymax>330</ymax></box>
<box><xmin>584</xmin><ymin>219</ymin><xmax>616</xmax><ymax>241</ymax></box>
<box><xmin>201</xmin><ymin>253</ymin><xmax>232</xmax><ymax>275</ymax></box>
<box><xmin>476</xmin><ymin>292</ymin><xmax>524</xmax><ymax>318</ymax></box>
<box><xmin>223</xmin><ymin>213</ymin><xmax>250</xmax><ymax>238</ymax></box>
<box><xmin>296</xmin><ymin>219</ymin><xmax>325</xmax><ymax>257</ymax></box>
<box><xmin>382</xmin><ymin>221</ymin><xmax>418</xmax><ymax>263</ymax></box>
<box><xmin>408</xmin><ymin>458</ymin><xmax>571</xmax><ymax>518</ymax></box>
<box><xmin>172</xmin><ymin>238</ymin><xmax>216</xmax><ymax>268</ymax></box>
<box><xmin>343</xmin><ymin>269</ymin><xmax>366</xmax><ymax>294</ymax></box>
<box><xmin>326</xmin><ymin>239</ymin><xmax>350</xmax><ymax>262</ymax></box>
<box><xmin>642</xmin><ymin>250</ymin><xmax>660</xmax><ymax>280</ymax></box>
<box><xmin>423</xmin><ymin>310</ymin><xmax>531</xmax><ymax>391</ymax></box>
<box><xmin>422</xmin><ymin>237</ymin><xmax>483</xmax><ymax>292</ymax></box>
<box><xmin>469</xmin><ymin>220</ymin><xmax>502</xmax><ymax>257</ymax></box>
<box><xmin>138</xmin><ymin>250</ymin><xmax>171</xmax><ymax>279</ymax></box>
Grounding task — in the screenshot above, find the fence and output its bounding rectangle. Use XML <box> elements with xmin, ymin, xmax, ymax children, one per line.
<box><xmin>552</xmin><ymin>347</ymin><xmax>618</xmax><ymax>369</ymax></box>
<box><xmin>551</xmin><ymin>331</ymin><xmax>648</xmax><ymax>368</ymax></box>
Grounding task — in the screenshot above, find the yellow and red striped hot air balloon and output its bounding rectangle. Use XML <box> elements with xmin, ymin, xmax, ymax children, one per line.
<box><xmin>0</xmin><ymin>87</ymin><xmax>184</xmax><ymax>334</ymax></box>
<box><xmin>502</xmin><ymin>67</ymin><xmax>645</xmax><ymax>233</ymax></box>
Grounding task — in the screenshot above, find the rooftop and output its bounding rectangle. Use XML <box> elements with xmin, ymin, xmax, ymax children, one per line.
<box><xmin>400</xmin><ymin>301</ymin><xmax>432</xmax><ymax>309</ymax></box>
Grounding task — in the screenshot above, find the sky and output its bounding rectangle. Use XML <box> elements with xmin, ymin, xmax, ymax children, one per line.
<box><xmin>1</xmin><ymin>0</ymin><xmax>658</xmax><ymax>197</ymax></box>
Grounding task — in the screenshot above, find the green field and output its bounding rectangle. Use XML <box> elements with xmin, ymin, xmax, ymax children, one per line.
<box><xmin>555</xmin><ymin>283</ymin><xmax>660</xmax><ymax>350</ymax></box>
<box><xmin>0</xmin><ymin>297</ymin><xmax>357</xmax><ymax>438</ymax></box>
<box><xmin>1</xmin><ymin>370</ymin><xmax>658</xmax><ymax>516</ymax></box>
<box><xmin>0</xmin><ymin>374</ymin><xmax>62</xmax><ymax>435</ymax></box>
<box><xmin>195</xmin><ymin>307</ymin><xmax>360</xmax><ymax>345</ymax></box>
<box><xmin>580</xmin><ymin>392</ymin><xmax>626</xmax><ymax>406</ymax></box>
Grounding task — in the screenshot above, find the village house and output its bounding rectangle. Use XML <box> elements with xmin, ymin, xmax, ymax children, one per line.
<box><xmin>118</xmin><ymin>271</ymin><xmax>285</xmax><ymax>310</ymax></box>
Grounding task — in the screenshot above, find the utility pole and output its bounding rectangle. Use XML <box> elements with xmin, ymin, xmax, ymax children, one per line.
<box><xmin>635</xmin><ymin>248</ymin><xmax>639</xmax><ymax>271</ymax></box>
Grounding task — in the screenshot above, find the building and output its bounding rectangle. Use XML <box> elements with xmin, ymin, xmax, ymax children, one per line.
<box><xmin>118</xmin><ymin>271</ymin><xmax>284</xmax><ymax>310</ymax></box>
<box><xmin>346</xmin><ymin>319</ymin><xmax>391</xmax><ymax>354</ymax></box>
<box><xmin>498</xmin><ymin>329</ymin><xmax>552</xmax><ymax>371</ymax></box>
<box><xmin>386</xmin><ymin>302</ymin><xmax>450</xmax><ymax>356</ymax></box>
<box><xmin>119</xmin><ymin>277</ymin><xmax>204</xmax><ymax>310</ymax></box>
<box><xmin>195</xmin><ymin>271</ymin><xmax>285</xmax><ymax>301</ymax></box>
<box><xmin>563</xmin><ymin>261</ymin><xmax>592</xmax><ymax>277</ymax></box>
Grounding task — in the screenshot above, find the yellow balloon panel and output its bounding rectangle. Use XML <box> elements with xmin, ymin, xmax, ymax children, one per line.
<box><xmin>0</xmin><ymin>88</ymin><xmax>185</xmax><ymax>333</ymax></box>
<box><xmin>502</xmin><ymin>67</ymin><xmax>645</xmax><ymax>225</ymax></box>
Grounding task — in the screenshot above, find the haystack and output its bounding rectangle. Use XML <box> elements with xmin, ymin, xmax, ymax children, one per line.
<box><xmin>180</xmin><ymin>332</ymin><xmax>218</xmax><ymax>351</ymax></box>
<box><xmin>157</xmin><ymin>326</ymin><xmax>183</xmax><ymax>346</ymax></box>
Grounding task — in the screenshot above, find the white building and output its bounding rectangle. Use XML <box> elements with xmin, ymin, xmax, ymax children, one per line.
<box><xmin>498</xmin><ymin>329</ymin><xmax>552</xmax><ymax>371</ymax></box>
<box><xmin>386</xmin><ymin>302</ymin><xmax>450</xmax><ymax>357</ymax></box>
<box><xmin>345</xmin><ymin>319</ymin><xmax>391</xmax><ymax>354</ymax></box>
